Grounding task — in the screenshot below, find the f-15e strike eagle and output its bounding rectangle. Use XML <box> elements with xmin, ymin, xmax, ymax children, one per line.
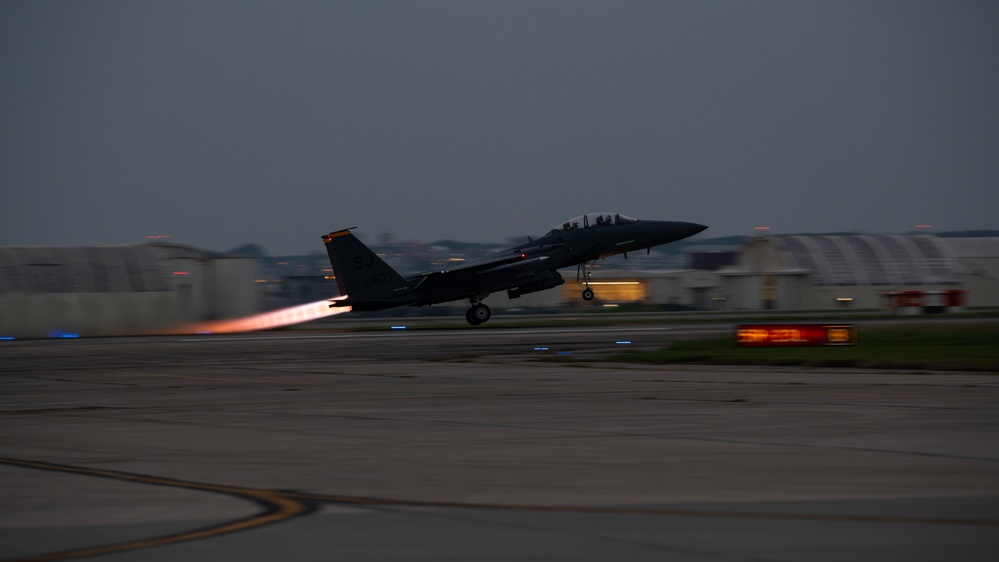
<box><xmin>322</xmin><ymin>212</ymin><xmax>707</xmax><ymax>325</ymax></box>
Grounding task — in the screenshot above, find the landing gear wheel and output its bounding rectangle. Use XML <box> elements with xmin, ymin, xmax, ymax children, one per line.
<box><xmin>582</xmin><ymin>288</ymin><xmax>595</xmax><ymax>301</ymax></box>
<box><xmin>465</xmin><ymin>308</ymin><xmax>480</xmax><ymax>326</ymax></box>
<box><xmin>466</xmin><ymin>303</ymin><xmax>491</xmax><ymax>326</ymax></box>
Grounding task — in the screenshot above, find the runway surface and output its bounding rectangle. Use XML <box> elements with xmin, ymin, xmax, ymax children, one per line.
<box><xmin>2</xmin><ymin>325</ymin><xmax>998</xmax><ymax>561</ymax></box>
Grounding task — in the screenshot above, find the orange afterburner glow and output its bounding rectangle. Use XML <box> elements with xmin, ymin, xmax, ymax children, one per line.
<box><xmin>165</xmin><ymin>297</ymin><xmax>351</xmax><ymax>334</ymax></box>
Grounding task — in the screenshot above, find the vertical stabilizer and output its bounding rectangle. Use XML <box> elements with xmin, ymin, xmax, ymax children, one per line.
<box><xmin>321</xmin><ymin>229</ymin><xmax>406</xmax><ymax>299</ymax></box>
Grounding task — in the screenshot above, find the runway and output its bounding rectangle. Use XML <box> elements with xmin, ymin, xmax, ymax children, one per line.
<box><xmin>2</xmin><ymin>325</ymin><xmax>998</xmax><ymax>560</ymax></box>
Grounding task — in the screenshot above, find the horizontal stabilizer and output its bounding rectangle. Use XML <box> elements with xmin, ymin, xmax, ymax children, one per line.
<box><xmin>328</xmin><ymin>298</ymin><xmax>394</xmax><ymax>311</ymax></box>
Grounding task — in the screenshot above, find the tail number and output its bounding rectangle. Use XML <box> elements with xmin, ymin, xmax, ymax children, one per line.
<box><xmin>364</xmin><ymin>273</ymin><xmax>392</xmax><ymax>286</ymax></box>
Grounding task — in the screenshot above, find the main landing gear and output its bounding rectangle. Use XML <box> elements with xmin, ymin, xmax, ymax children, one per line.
<box><xmin>578</xmin><ymin>261</ymin><xmax>595</xmax><ymax>301</ymax></box>
<box><xmin>465</xmin><ymin>296</ymin><xmax>491</xmax><ymax>326</ymax></box>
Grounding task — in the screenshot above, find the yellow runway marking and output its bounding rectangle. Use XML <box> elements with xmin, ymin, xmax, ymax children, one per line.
<box><xmin>0</xmin><ymin>458</ymin><xmax>312</xmax><ymax>562</ymax></box>
<box><xmin>3</xmin><ymin>456</ymin><xmax>998</xmax><ymax>562</ymax></box>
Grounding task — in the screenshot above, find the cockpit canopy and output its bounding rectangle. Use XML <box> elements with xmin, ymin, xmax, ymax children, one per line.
<box><xmin>545</xmin><ymin>212</ymin><xmax>637</xmax><ymax>236</ymax></box>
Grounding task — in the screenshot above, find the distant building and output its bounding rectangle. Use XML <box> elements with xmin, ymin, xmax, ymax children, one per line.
<box><xmin>255</xmin><ymin>252</ymin><xmax>337</xmax><ymax>309</ymax></box>
<box><xmin>942</xmin><ymin>237</ymin><xmax>999</xmax><ymax>308</ymax></box>
<box><xmin>0</xmin><ymin>243</ymin><xmax>259</xmax><ymax>338</ymax></box>
<box><xmin>690</xmin><ymin>251</ymin><xmax>737</xmax><ymax>271</ymax></box>
<box><xmin>716</xmin><ymin>234</ymin><xmax>997</xmax><ymax>311</ymax></box>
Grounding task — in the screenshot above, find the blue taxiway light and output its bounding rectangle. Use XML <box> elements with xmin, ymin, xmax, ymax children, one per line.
<box><xmin>56</xmin><ymin>333</ymin><xmax>80</xmax><ymax>339</ymax></box>
<box><xmin>616</xmin><ymin>341</ymin><xmax>632</xmax><ymax>345</ymax></box>
<box><xmin>533</xmin><ymin>347</ymin><xmax>549</xmax><ymax>351</ymax></box>
<box><xmin>0</xmin><ymin>336</ymin><xmax>15</xmax><ymax>341</ymax></box>
<box><xmin>390</xmin><ymin>326</ymin><xmax>407</xmax><ymax>330</ymax></box>
<box><xmin>557</xmin><ymin>351</ymin><xmax>573</xmax><ymax>355</ymax></box>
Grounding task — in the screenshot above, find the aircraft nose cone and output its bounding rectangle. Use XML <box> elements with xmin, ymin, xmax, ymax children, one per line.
<box><xmin>645</xmin><ymin>221</ymin><xmax>708</xmax><ymax>245</ymax></box>
<box><xmin>687</xmin><ymin>222</ymin><xmax>708</xmax><ymax>235</ymax></box>
<box><xmin>675</xmin><ymin>221</ymin><xmax>708</xmax><ymax>239</ymax></box>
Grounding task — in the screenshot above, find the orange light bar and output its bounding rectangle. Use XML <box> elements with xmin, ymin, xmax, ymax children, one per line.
<box><xmin>322</xmin><ymin>229</ymin><xmax>354</xmax><ymax>243</ymax></box>
<box><xmin>736</xmin><ymin>324</ymin><xmax>857</xmax><ymax>346</ymax></box>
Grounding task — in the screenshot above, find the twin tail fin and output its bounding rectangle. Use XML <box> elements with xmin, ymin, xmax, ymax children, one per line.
<box><xmin>321</xmin><ymin>229</ymin><xmax>406</xmax><ymax>300</ymax></box>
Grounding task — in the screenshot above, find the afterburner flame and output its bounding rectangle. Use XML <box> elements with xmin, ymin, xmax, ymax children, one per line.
<box><xmin>162</xmin><ymin>297</ymin><xmax>351</xmax><ymax>335</ymax></box>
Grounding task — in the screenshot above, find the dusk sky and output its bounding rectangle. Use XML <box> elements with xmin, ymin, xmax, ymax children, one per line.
<box><xmin>2</xmin><ymin>1</ymin><xmax>997</xmax><ymax>255</ymax></box>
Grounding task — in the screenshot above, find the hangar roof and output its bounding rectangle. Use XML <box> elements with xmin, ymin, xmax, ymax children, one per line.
<box><xmin>767</xmin><ymin>235</ymin><xmax>960</xmax><ymax>286</ymax></box>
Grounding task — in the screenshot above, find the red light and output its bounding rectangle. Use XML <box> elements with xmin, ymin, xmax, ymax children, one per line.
<box><xmin>521</xmin><ymin>253</ymin><xmax>526</xmax><ymax>259</ymax></box>
<box><xmin>173</xmin><ymin>271</ymin><xmax>189</xmax><ymax>275</ymax></box>
<box><xmin>736</xmin><ymin>324</ymin><xmax>856</xmax><ymax>346</ymax></box>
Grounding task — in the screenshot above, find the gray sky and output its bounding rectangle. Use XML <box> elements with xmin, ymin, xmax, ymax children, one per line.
<box><xmin>2</xmin><ymin>1</ymin><xmax>997</xmax><ymax>255</ymax></box>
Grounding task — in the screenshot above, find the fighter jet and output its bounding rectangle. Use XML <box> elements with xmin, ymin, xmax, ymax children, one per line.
<box><xmin>322</xmin><ymin>212</ymin><xmax>706</xmax><ymax>325</ymax></box>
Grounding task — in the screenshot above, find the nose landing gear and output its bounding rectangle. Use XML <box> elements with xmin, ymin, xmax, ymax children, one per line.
<box><xmin>578</xmin><ymin>261</ymin><xmax>596</xmax><ymax>301</ymax></box>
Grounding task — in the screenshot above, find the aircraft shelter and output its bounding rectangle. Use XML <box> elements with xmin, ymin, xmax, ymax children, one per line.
<box><xmin>0</xmin><ymin>243</ymin><xmax>258</xmax><ymax>338</ymax></box>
